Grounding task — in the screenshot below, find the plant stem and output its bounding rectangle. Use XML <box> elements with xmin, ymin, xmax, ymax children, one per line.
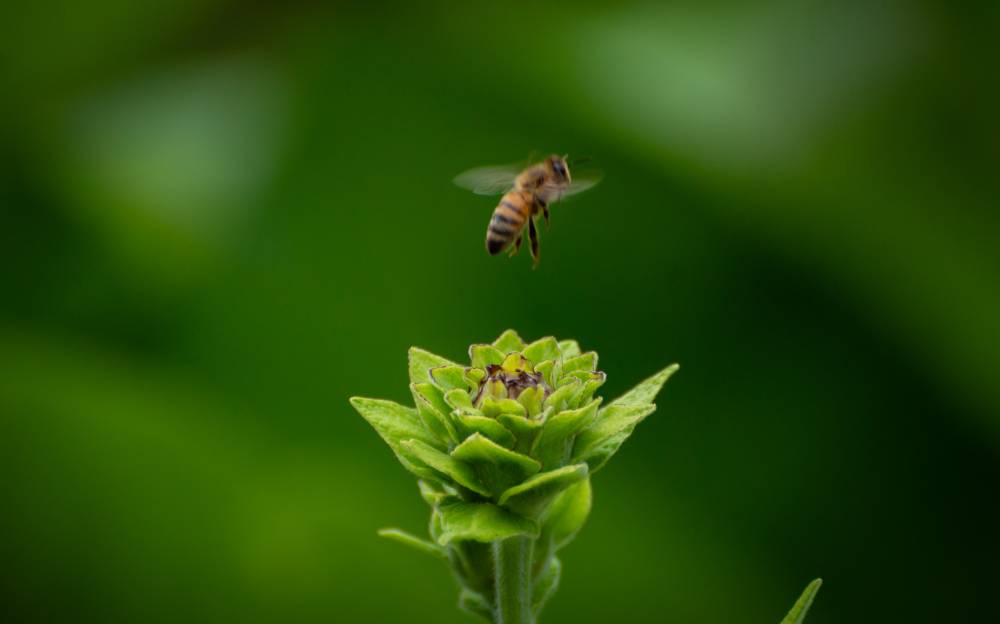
<box><xmin>493</xmin><ymin>536</ymin><xmax>534</xmax><ymax>624</ymax></box>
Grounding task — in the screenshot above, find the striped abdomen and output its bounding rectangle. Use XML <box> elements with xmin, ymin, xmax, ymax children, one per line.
<box><xmin>486</xmin><ymin>191</ymin><xmax>532</xmax><ymax>255</ymax></box>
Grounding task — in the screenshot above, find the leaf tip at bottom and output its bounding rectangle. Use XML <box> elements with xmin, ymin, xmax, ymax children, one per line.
<box><xmin>377</xmin><ymin>527</ymin><xmax>447</xmax><ymax>560</ymax></box>
<box><xmin>780</xmin><ymin>578</ymin><xmax>823</xmax><ymax>624</ymax></box>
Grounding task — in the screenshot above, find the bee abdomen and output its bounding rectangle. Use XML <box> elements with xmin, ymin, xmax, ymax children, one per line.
<box><xmin>485</xmin><ymin>195</ymin><xmax>528</xmax><ymax>255</ymax></box>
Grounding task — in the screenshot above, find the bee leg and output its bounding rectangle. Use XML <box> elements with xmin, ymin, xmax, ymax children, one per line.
<box><xmin>543</xmin><ymin>205</ymin><xmax>550</xmax><ymax>230</ymax></box>
<box><xmin>508</xmin><ymin>231</ymin><xmax>523</xmax><ymax>257</ymax></box>
<box><xmin>528</xmin><ymin>216</ymin><xmax>540</xmax><ymax>268</ymax></box>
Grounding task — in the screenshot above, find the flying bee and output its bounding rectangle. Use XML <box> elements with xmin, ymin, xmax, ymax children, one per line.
<box><xmin>454</xmin><ymin>154</ymin><xmax>601</xmax><ymax>267</ymax></box>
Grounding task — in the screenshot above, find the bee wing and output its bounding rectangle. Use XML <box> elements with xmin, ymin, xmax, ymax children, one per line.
<box><xmin>545</xmin><ymin>170</ymin><xmax>603</xmax><ymax>199</ymax></box>
<box><xmin>563</xmin><ymin>174</ymin><xmax>602</xmax><ymax>197</ymax></box>
<box><xmin>453</xmin><ymin>164</ymin><xmax>522</xmax><ymax>196</ymax></box>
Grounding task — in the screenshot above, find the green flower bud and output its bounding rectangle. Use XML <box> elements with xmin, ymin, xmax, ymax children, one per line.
<box><xmin>350</xmin><ymin>330</ymin><xmax>678</xmax><ymax>623</ymax></box>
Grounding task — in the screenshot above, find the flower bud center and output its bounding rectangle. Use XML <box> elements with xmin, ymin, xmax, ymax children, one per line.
<box><xmin>473</xmin><ymin>353</ymin><xmax>551</xmax><ymax>405</ymax></box>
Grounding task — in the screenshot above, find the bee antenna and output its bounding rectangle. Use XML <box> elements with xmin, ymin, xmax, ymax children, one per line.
<box><xmin>568</xmin><ymin>155</ymin><xmax>592</xmax><ymax>166</ymax></box>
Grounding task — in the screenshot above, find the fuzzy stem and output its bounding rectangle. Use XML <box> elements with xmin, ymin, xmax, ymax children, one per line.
<box><xmin>493</xmin><ymin>536</ymin><xmax>534</xmax><ymax>624</ymax></box>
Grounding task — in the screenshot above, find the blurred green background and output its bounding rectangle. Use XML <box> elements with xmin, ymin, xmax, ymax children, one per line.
<box><xmin>2</xmin><ymin>1</ymin><xmax>999</xmax><ymax>622</ymax></box>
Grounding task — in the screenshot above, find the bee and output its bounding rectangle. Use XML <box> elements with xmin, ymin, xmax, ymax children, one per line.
<box><xmin>454</xmin><ymin>154</ymin><xmax>601</xmax><ymax>267</ymax></box>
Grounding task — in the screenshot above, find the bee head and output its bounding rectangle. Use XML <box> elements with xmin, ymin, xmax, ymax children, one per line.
<box><xmin>548</xmin><ymin>154</ymin><xmax>571</xmax><ymax>184</ymax></box>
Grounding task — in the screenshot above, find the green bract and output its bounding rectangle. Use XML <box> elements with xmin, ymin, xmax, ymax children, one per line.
<box><xmin>351</xmin><ymin>330</ymin><xmax>678</xmax><ymax>623</ymax></box>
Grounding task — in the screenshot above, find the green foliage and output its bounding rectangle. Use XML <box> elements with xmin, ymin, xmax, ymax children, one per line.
<box><xmin>376</xmin><ymin>528</ymin><xmax>446</xmax><ymax>560</ymax></box>
<box><xmin>437</xmin><ymin>502</ymin><xmax>539</xmax><ymax>545</ymax></box>
<box><xmin>780</xmin><ymin>579</ymin><xmax>823</xmax><ymax>624</ymax></box>
<box><xmin>498</xmin><ymin>464</ymin><xmax>589</xmax><ymax>519</ymax></box>
<box><xmin>351</xmin><ymin>331</ymin><xmax>677</xmax><ymax>622</ymax></box>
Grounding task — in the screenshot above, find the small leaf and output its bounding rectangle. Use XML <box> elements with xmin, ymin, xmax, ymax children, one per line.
<box><xmin>497</xmin><ymin>413</ymin><xmax>544</xmax><ymax>454</ymax></box>
<box><xmin>540</xmin><ymin>478</ymin><xmax>591</xmax><ymax>550</ymax></box>
<box><xmin>534</xmin><ymin>360</ymin><xmax>556</xmax><ymax>387</ymax></box>
<box><xmin>501</xmin><ymin>352</ymin><xmax>533</xmax><ymax>373</ymax></box>
<box><xmin>451</xmin><ymin>433</ymin><xmax>541</xmax><ymax>496</ymax></box>
<box><xmin>418</xmin><ymin>479</ymin><xmax>455</xmax><ymax>506</ymax></box>
<box><xmin>523</xmin><ymin>336</ymin><xmax>560</xmax><ymax>364</ymax></box>
<box><xmin>465</xmin><ymin>367</ymin><xmax>487</xmax><ymax>387</ymax></box>
<box><xmin>480</xmin><ymin>396</ymin><xmax>526</xmax><ymax>418</ymax></box>
<box><xmin>430</xmin><ymin>365</ymin><xmax>471</xmax><ymax>392</ymax></box>
<box><xmin>429</xmin><ymin>508</ymin><xmax>444</xmax><ymax>543</ymax></box>
<box><xmin>409</xmin><ymin>347</ymin><xmax>460</xmax><ymax>386</ymax></box>
<box><xmin>350</xmin><ymin>397</ymin><xmax>442</xmax><ymax>478</ymax></box>
<box><xmin>558</xmin><ymin>339</ymin><xmax>581</xmax><ymax>359</ymax></box>
<box><xmin>400</xmin><ymin>439</ymin><xmax>491</xmax><ymax>496</ymax></box>
<box><xmin>437</xmin><ymin>502</ymin><xmax>539</xmax><ymax>544</ymax></box>
<box><xmin>412</xmin><ymin>383</ymin><xmax>450</xmax><ymax>417</ymax></box>
<box><xmin>444</xmin><ymin>387</ymin><xmax>477</xmax><ymax>412</ymax></box>
<box><xmin>455</xmin><ymin>412</ymin><xmax>517</xmax><ymax>448</ymax></box>
<box><xmin>459</xmin><ymin>588</ymin><xmax>494</xmax><ymax>622</ymax></box>
<box><xmin>562</xmin><ymin>370</ymin><xmax>599</xmax><ymax>384</ymax></box>
<box><xmin>572</xmin><ymin>403</ymin><xmax>656</xmax><ymax>472</ymax></box>
<box><xmin>492</xmin><ymin>329</ymin><xmax>526</xmax><ymax>354</ymax></box>
<box><xmin>411</xmin><ymin>384</ymin><xmax>459</xmax><ymax>446</ymax></box>
<box><xmin>562</xmin><ymin>352</ymin><xmax>598</xmax><ymax>375</ymax></box>
<box><xmin>609</xmin><ymin>363</ymin><xmax>679</xmax><ymax>407</ymax></box>
<box><xmin>531</xmin><ymin>398</ymin><xmax>602</xmax><ymax>470</ymax></box>
<box><xmin>377</xmin><ymin>528</ymin><xmax>447</xmax><ymax>560</ymax></box>
<box><xmin>780</xmin><ymin>579</ymin><xmax>822</xmax><ymax>624</ymax></box>
<box><xmin>516</xmin><ymin>385</ymin><xmax>544</xmax><ymax>417</ymax></box>
<box><xmin>498</xmin><ymin>463</ymin><xmax>589</xmax><ymax>518</ymax></box>
<box><xmin>571</xmin><ymin>372</ymin><xmax>606</xmax><ymax>408</ymax></box>
<box><xmin>479</xmin><ymin>379</ymin><xmax>508</xmax><ymax>402</ymax></box>
<box><xmin>470</xmin><ymin>344</ymin><xmax>506</xmax><ymax>368</ymax></box>
<box><xmin>543</xmin><ymin>381</ymin><xmax>579</xmax><ymax>413</ymax></box>
<box><xmin>532</xmin><ymin>556</ymin><xmax>561</xmax><ymax>616</ymax></box>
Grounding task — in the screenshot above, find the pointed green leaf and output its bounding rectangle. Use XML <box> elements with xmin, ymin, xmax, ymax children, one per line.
<box><xmin>531</xmin><ymin>398</ymin><xmax>602</xmax><ymax>470</ymax></box>
<box><xmin>523</xmin><ymin>336</ymin><xmax>560</xmax><ymax>364</ymax></box>
<box><xmin>543</xmin><ymin>380</ymin><xmax>579</xmax><ymax>413</ymax></box>
<box><xmin>562</xmin><ymin>370</ymin><xmax>599</xmax><ymax>385</ymax></box>
<box><xmin>532</xmin><ymin>555</ymin><xmax>561</xmax><ymax>616</ymax></box>
<box><xmin>400</xmin><ymin>439</ymin><xmax>491</xmax><ymax>496</ymax></box>
<box><xmin>470</xmin><ymin>344</ymin><xmax>506</xmax><ymax>368</ymax></box>
<box><xmin>480</xmin><ymin>396</ymin><xmax>526</xmax><ymax>418</ymax></box>
<box><xmin>444</xmin><ymin>387</ymin><xmax>476</xmax><ymax>412</ymax></box>
<box><xmin>350</xmin><ymin>397</ymin><xmax>442</xmax><ymax>478</ymax></box>
<box><xmin>409</xmin><ymin>347</ymin><xmax>460</xmax><ymax>386</ymax></box>
<box><xmin>411</xmin><ymin>383</ymin><xmax>458</xmax><ymax>445</ymax></box>
<box><xmin>540</xmin><ymin>478</ymin><xmax>591</xmax><ymax>550</ymax></box>
<box><xmin>516</xmin><ymin>385</ymin><xmax>544</xmax><ymax>417</ymax></box>
<box><xmin>430</xmin><ymin>365</ymin><xmax>470</xmax><ymax>392</ymax></box>
<box><xmin>465</xmin><ymin>366</ymin><xmax>487</xmax><ymax>387</ymax></box>
<box><xmin>418</xmin><ymin>479</ymin><xmax>455</xmax><ymax>507</ymax></box>
<box><xmin>780</xmin><ymin>579</ymin><xmax>822</xmax><ymax>624</ymax></box>
<box><xmin>498</xmin><ymin>463</ymin><xmax>589</xmax><ymax>518</ymax></box>
<box><xmin>497</xmin><ymin>413</ymin><xmax>544</xmax><ymax>454</ymax></box>
<box><xmin>562</xmin><ymin>352</ymin><xmax>598</xmax><ymax>375</ymax></box>
<box><xmin>610</xmin><ymin>363</ymin><xmax>679</xmax><ymax>406</ymax></box>
<box><xmin>436</xmin><ymin>502</ymin><xmax>539</xmax><ymax>544</ymax></box>
<box><xmin>534</xmin><ymin>360</ymin><xmax>556</xmax><ymax>387</ymax></box>
<box><xmin>558</xmin><ymin>339</ymin><xmax>581</xmax><ymax>359</ymax></box>
<box><xmin>455</xmin><ymin>412</ymin><xmax>517</xmax><ymax>448</ymax></box>
<box><xmin>412</xmin><ymin>383</ymin><xmax>449</xmax><ymax>418</ymax></box>
<box><xmin>377</xmin><ymin>528</ymin><xmax>447</xmax><ymax>560</ymax></box>
<box><xmin>572</xmin><ymin>403</ymin><xmax>657</xmax><ymax>472</ymax></box>
<box><xmin>571</xmin><ymin>372</ymin><xmax>606</xmax><ymax>408</ymax></box>
<box><xmin>492</xmin><ymin>329</ymin><xmax>526</xmax><ymax>354</ymax></box>
<box><xmin>459</xmin><ymin>589</ymin><xmax>494</xmax><ymax>622</ymax></box>
<box><xmin>451</xmin><ymin>433</ymin><xmax>541</xmax><ymax>496</ymax></box>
